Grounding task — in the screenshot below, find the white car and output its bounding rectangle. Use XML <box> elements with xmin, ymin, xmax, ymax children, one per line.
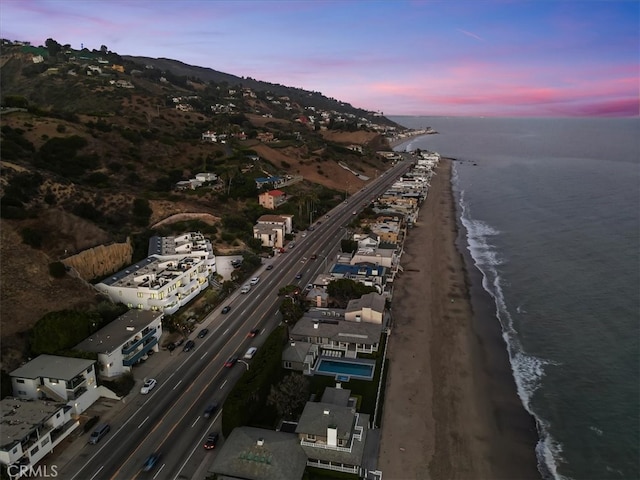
<box><xmin>244</xmin><ymin>347</ymin><xmax>258</xmax><ymax>359</ymax></box>
<box><xmin>240</xmin><ymin>285</ymin><xmax>251</xmax><ymax>294</ymax></box>
<box><xmin>250</xmin><ymin>277</ymin><xmax>260</xmax><ymax>285</ymax></box>
<box><xmin>140</xmin><ymin>378</ymin><xmax>157</xmax><ymax>394</ymax></box>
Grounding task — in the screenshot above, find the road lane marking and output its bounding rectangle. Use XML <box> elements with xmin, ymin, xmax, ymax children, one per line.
<box><xmin>200</xmin><ymin>352</ymin><xmax>207</xmax><ymax>360</ymax></box>
<box><xmin>219</xmin><ymin>379</ymin><xmax>227</xmax><ymax>390</ymax></box>
<box><xmin>174</xmin><ymin>410</ymin><xmax>223</xmax><ymax>480</ymax></box>
<box><xmin>173</xmin><ymin>380</ymin><xmax>182</xmax><ymax>390</ymax></box>
<box><xmin>89</xmin><ymin>466</ymin><xmax>104</xmax><ymax>480</ymax></box>
<box><xmin>223</xmin><ymin>328</ymin><xmax>230</xmax><ymax>335</ymax></box>
<box><xmin>137</xmin><ymin>416</ymin><xmax>149</xmax><ymax>429</ymax></box>
<box><xmin>153</xmin><ymin>464</ymin><xmax>165</xmax><ymax>480</ymax></box>
<box><xmin>191</xmin><ymin>416</ymin><xmax>200</xmax><ymax>428</ymax></box>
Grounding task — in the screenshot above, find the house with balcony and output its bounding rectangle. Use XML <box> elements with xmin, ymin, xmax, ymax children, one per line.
<box><xmin>95</xmin><ymin>233</ymin><xmax>215</xmax><ymax>315</ymax></box>
<box><xmin>289</xmin><ymin>312</ymin><xmax>382</xmax><ymax>359</ymax></box>
<box><xmin>209</xmin><ymin>426</ymin><xmax>307</xmax><ymax>480</ymax></box>
<box><xmin>296</xmin><ymin>386</ymin><xmax>370</xmax><ymax>476</ymax></box>
<box><xmin>329</xmin><ymin>263</ymin><xmax>387</xmax><ymax>292</ymax></box>
<box><xmin>75</xmin><ymin>310</ymin><xmax>163</xmax><ymax>378</ymax></box>
<box><xmin>349</xmin><ymin>247</ymin><xmax>396</xmax><ymax>269</ymax></box>
<box><xmin>0</xmin><ymin>398</ymin><xmax>78</xmax><ymax>477</ymax></box>
<box><xmin>258</xmin><ymin>189</ymin><xmax>287</xmax><ymax>210</ymax></box>
<box><xmin>253</xmin><ymin>214</ymin><xmax>293</xmax><ymax>250</ymax></box>
<box><xmin>10</xmin><ymin>356</ymin><xmax>99</xmax><ymax>415</ymax></box>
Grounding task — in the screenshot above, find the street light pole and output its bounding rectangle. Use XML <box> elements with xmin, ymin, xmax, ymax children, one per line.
<box><xmin>238</xmin><ymin>360</ymin><xmax>250</xmax><ymax>371</ymax></box>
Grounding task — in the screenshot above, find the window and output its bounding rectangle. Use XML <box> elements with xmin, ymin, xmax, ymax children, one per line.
<box><xmin>41</xmin><ymin>438</ymin><xmax>50</xmax><ymax>446</ymax></box>
<box><xmin>306</xmin><ymin>434</ymin><xmax>316</xmax><ymax>441</ymax></box>
<box><xmin>284</xmin><ymin>361</ymin><xmax>292</xmax><ymax>369</ymax></box>
<box><xmin>17</xmin><ymin>390</ymin><xmax>26</xmax><ymax>395</ymax></box>
<box><xmin>137</xmin><ymin>292</ymin><xmax>143</xmax><ymax>298</ymax></box>
<box><xmin>49</xmin><ymin>378</ymin><xmax>58</xmax><ymax>385</ymax></box>
<box><xmin>31</xmin><ymin>446</ymin><xmax>39</xmax><ymax>455</ymax></box>
<box><xmin>16</xmin><ymin>379</ymin><xmax>25</xmax><ymax>384</ymax></box>
<box><xmin>56</xmin><ymin>412</ymin><xmax>61</xmax><ymax>418</ymax></box>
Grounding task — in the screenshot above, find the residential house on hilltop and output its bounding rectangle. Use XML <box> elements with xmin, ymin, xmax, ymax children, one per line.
<box><xmin>258</xmin><ymin>189</ymin><xmax>287</xmax><ymax>210</ymax></box>
<box><xmin>253</xmin><ymin>214</ymin><xmax>293</xmax><ymax>250</ymax></box>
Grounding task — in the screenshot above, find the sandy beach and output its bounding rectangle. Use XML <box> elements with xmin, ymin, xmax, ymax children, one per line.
<box><xmin>377</xmin><ymin>157</ymin><xmax>540</xmax><ymax>479</ymax></box>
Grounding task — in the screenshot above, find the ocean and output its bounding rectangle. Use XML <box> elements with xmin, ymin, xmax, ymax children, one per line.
<box><xmin>389</xmin><ymin>116</ymin><xmax>640</xmax><ymax>480</ymax></box>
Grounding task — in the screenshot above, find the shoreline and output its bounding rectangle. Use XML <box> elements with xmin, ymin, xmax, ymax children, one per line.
<box><xmin>378</xmin><ymin>157</ymin><xmax>539</xmax><ymax>479</ymax></box>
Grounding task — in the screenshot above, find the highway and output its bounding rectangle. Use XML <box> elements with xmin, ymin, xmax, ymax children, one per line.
<box><xmin>63</xmin><ymin>155</ymin><xmax>414</xmax><ymax>480</ymax></box>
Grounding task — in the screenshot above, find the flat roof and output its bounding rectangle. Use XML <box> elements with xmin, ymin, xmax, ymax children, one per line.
<box><xmin>11</xmin><ymin>355</ymin><xmax>95</xmax><ymax>381</ymax></box>
<box><xmin>290</xmin><ymin>317</ymin><xmax>382</xmax><ymax>345</ymax></box>
<box><xmin>75</xmin><ymin>310</ymin><xmax>163</xmax><ymax>354</ymax></box>
<box><xmin>0</xmin><ymin>398</ymin><xmax>64</xmax><ymax>448</ymax></box>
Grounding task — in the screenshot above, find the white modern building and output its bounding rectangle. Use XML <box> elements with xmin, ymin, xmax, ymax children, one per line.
<box><xmin>0</xmin><ymin>398</ymin><xmax>78</xmax><ymax>478</ymax></box>
<box><xmin>253</xmin><ymin>214</ymin><xmax>293</xmax><ymax>249</ymax></box>
<box><xmin>95</xmin><ymin>232</ymin><xmax>216</xmax><ymax>314</ymax></box>
<box><xmin>10</xmin><ymin>355</ymin><xmax>99</xmax><ymax>415</ymax></box>
<box><xmin>75</xmin><ymin>310</ymin><xmax>164</xmax><ymax>378</ymax></box>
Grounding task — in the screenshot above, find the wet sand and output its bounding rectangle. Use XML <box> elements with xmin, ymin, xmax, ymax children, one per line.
<box><xmin>377</xmin><ymin>157</ymin><xmax>540</xmax><ymax>479</ymax></box>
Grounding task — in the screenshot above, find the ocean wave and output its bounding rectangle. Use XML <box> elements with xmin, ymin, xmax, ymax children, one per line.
<box><xmin>455</xmin><ymin>176</ymin><xmax>569</xmax><ymax>480</ymax></box>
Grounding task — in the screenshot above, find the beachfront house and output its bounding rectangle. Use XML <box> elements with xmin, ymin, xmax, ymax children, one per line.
<box><xmin>296</xmin><ymin>386</ymin><xmax>370</xmax><ymax>476</ymax></box>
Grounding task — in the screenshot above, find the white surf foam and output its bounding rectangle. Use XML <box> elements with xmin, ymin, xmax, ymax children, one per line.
<box><xmin>453</xmin><ymin>166</ymin><xmax>569</xmax><ymax>479</ymax></box>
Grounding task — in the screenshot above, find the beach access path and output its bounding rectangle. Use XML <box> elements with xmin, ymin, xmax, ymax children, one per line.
<box><xmin>377</xmin><ymin>158</ymin><xmax>539</xmax><ymax>480</ymax></box>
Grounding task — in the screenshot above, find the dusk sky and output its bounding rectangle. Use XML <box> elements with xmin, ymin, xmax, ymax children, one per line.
<box><xmin>1</xmin><ymin>0</ymin><xmax>638</xmax><ymax>117</ymax></box>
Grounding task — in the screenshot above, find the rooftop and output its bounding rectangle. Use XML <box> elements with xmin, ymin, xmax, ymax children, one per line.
<box><xmin>11</xmin><ymin>355</ymin><xmax>95</xmax><ymax>381</ymax></box>
<box><xmin>0</xmin><ymin>398</ymin><xmax>65</xmax><ymax>448</ymax></box>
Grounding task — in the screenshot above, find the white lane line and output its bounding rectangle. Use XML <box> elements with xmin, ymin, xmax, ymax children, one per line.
<box><xmin>173</xmin><ymin>380</ymin><xmax>182</xmax><ymax>390</ymax></box>
<box><xmin>191</xmin><ymin>416</ymin><xmax>200</xmax><ymax>428</ymax></box>
<box><xmin>223</xmin><ymin>328</ymin><xmax>230</xmax><ymax>335</ymax></box>
<box><xmin>137</xmin><ymin>416</ymin><xmax>149</xmax><ymax>429</ymax></box>
<box><xmin>219</xmin><ymin>379</ymin><xmax>227</xmax><ymax>390</ymax></box>
<box><xmin>88</xmin><ymin>465</ymin><xmax>104</xmax><ymax>480</ymax></box>
<box><xmin>200</xmin><ymin>352</ymin><xmax>207</xmax><ymax>360</ymax></box>
<box><xmin>153</xmin><ymin>464</ymin><xmax>165</xmax><ymax>479</ymax></box>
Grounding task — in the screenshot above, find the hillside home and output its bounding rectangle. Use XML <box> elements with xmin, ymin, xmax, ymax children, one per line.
<box><xmin>258</xmin><ymin>189</ymin><xmax>287</xmax><ymax>210</ymax></box>
<box><xmin>209</xmin><ymin>426</ymin><xmax>307</xmax><ymax>480</ymax></box>
<box><xmin>75</xmin><ymin>310</ymin><xmax>163</xmax><ymax>378</ymax></box>
<box><xmin>95</xmin><ymin>233</ymin><xmax>215</xmax><ymax>315</ymax></box>
<box><xmin>0</xmin><ymin>398</ymin><xmax>79</xmax><ymax>477</ymax></box>
<box><xmin>296</xmin><ymin>387</ymin><xmax>370</xmax><ymax>476</ymax></box>
<box><xmin>201</xmin><ymin>130</ymin><xmax>217</xmax><ymax>142</ymax></box>
<box><xmin>10</xmin><ymin>355</ymin><xmax>99</xmax><ymax>415</ymax></box>
<box><xmin>253</xmin><ymin>215</ymin><xmax>293</xmax><ymax>249</ymax></box>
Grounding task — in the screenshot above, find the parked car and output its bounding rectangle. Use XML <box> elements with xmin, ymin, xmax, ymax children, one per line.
<box><xmin>142</xmin><ymin>452</ymin><xmax>162</xmax><ymax>472</ymax></box>
<box><xmin>244</xmin><ymin>347</ymin><xmax>258</xmax><ymax>359</ymax></box>
<box><xmin>203</xmin><ymin>432</ymin><xmax>219</xmax><ymax>450</ymax></box>
<box><xmin>88</xmin><ymin>423</ymin><xmax>110</xmax><ymax>445</ymax></box>
<box><xmin>166</xmin><ymin>343</ymin><xmax>176</xmax><ymax>352</ymax></box>
<box><xmin>224</xmin><ymin>356</ymin><xmax>238</xmax><ymax>368</ymax></box>
<box><xmin>248</xmin><ymin>328</ymin><xmax>260</xmax><ymax>338</ymax></box>
<box><xmin>221</xmin><ymin>305</ymin><xmax>231</xmax><ymax>314</ymax></box>
<box><xmin>266</xmin><ymin>264</ymin><xmax>274</xmax><ymax>270</ymax></box>
<box><xmin>204</xmin><ymin>403</ymin><xmax>219</xmax><ymax>418</ymax></box>
<box><xmin>288</xmin><ymin>242</ymin><xmax>295</xmax><ymax>249</ymax></box>
<box><xmin>250</xmin><ymin>276</ymin><xmax>260</xmax><ymax>285</ymax></box>
<box><xmin>197</xmin><ymin>328</ymin><xmax>209</xmax><ymax>339</ymax></box>
<box><xmin>140</xmin><ymin>378</ymin><xmax>157</xmax><ymax>395</ymax></box>
<box><xmin>305</xmin><ymin>284</ymin><xmax>313</xmax><ymax>291</ymax></box>
<box><xmin>183</xmin><ymin>340</ymin><xmax>195</xmax><ymax>352</ymax></box>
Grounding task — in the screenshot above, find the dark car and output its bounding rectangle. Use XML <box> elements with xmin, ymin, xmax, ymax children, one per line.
<box><xmin>204</xmin><ymin>403</ymin><xmax>219</xmax><ymax>418</ymax></box>
<box><xmin>310</xmin><ymin>254</ymin><xmax>317</xmax><ymax>260</ymax></box>
<box><xmin>166</xmin><ymin>343</ymin><xmax>176</xmax><ymax>352</ymax></box>
<box><xmin>183</xmin><ymin>340</ymin><xmax>195</xmax><ymax>352</ymax></box>
<box><xmin>197</xmin><ymin>329</ymin><xmax>209</xmax><ymax>339</ymax></box>
<box><xmin>265</xmin><ymin>264</ymin><xmax>274</xmax><ymax>270</ymax></box>
<box><xmin>248</xmin><ymin>328</ymin><xmax>260</xmax><ymax>338</ymax></box>
<box><xmin>203</xmin><ymin>432</ymin><xmax>219</xmax><ymax>450</ymax></box>
<box><xmin>142</xmin><ymin>452</ymin><xmax>162</xmax><ymax>472</ymax></box>
<box><xmin>295</xmin><ymin>273</ymin><xmax>302</xmax><ymax>279</ymax></box>
<box><xmin>173</xmin><ymin>338</ymin><xmax>184</xmax><ymax>348</ymax></box>
<box><xmin>224</xmin><ymin>356</ymin><xmax>238</xmax><ymax>368</ymax></box>
<box><xmin>221</xmin><ymin>305</ymin><xmax>231</xmax><ymax>314</ymax></box>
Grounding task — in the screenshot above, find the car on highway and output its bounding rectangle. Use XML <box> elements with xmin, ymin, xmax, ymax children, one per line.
<box><xmin>325</xmin><ymin>214</ymin><xmax>330</xmax><ymax>218</ymax></box>
<box><xmin>183</xmin><ymin>340</ymin><xmax>195</xmax><ymax>352</ymax></box>
<box><xmin>142</xmin><ymin>452</ymin><xmax>162</xmax><ymax>472</ymax></box>
<box><xmin>266</xmin><ymin>264</ymin><xmax>274</xmax><ymax>270</ymax></box>
<box><xmin>224</xmin><ymin>356</ymin><xmax>238</xmax><ymax>368</ymax></box>
<box><xmin>204</xmin><ymin>432</ymin><xmax>219</xmax><ymax>450</ymax></box>
<box><xmin>352</xmin><ymin>211</ymin><xmax>357</xmax><ymax>215</ymax></box>
<box><xmin>295</xmin><ymin>273</ymin><xmax>302</xmax><ymax>279</ymax></box>
<box><xmin>288</xmin><ymin>242</ymin><xmax>295</xmax><ymax>249</ymax></box>
<box><xmin>248</xmin><ymin>328</ymin><xmax>260</xmax><ymax>338</ymax></box>
<box><xmin>250</xmin><ymin>276</ymin><xmax>260</xmax><ymax>285</ymax></box>
<box><xmin>310</xmin><ymin>254</ymin><xmax>317</xmax><ymax>260</ymax></box>
<box><xmin>140</xmin><ymin>378</ymin><xmax>157</xmax><ymax>395</ymax></box>
<box><xmin>203</xmin><ymin>403</ymin><xmax>219</xmax><ymax>418</ymax></box>
<box><xmin>221</xmin><ymin>305</ymin><xmax>231</xmax><ymax>314</ymax></box>
<box><xmin>305</xmin><ymin>284</ymin><xmax>313</xmax><ymax>291</ymax></box>
<box><xmin>240</xmin><ymin>285</ymin><xmax>251</xmax><ymax>294</ymax></box>
<box><xmin>244</xmin><ymin>347</ymin><xmax>258</xmax><ymax>359</ymax></box>
<box><xmin>197</xmin><ymin>328</ymin><xmax>209</xmax><ymax>339</ymax></box>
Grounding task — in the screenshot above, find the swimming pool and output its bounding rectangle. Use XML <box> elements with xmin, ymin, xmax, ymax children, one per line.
<box><xmin>314</xmin><ymin>358</ymin><xmax>376</xmax><ymax>381</ymax></box>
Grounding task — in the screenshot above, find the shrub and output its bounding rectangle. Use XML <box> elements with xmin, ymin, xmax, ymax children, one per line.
<box><xmin>20</xmin><ymin>227</ymin><xmax>43</xmax><ymax>248</ymax></box>
<box><xmin>49</xmin><ymin>261</ymin><xmax>67</xmax><ymax>278</ymax></box>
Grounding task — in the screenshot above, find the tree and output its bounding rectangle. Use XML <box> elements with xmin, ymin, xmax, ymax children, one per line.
<box><xmin>45</xmin><ymin>38</ymin><xmax>61</xmax><ymax>57</ymax></box>
<box><xmin>327</xmin><ymin>278</ymin><xmax>377</xmax><ymax>308</ymax></box>
<box><xmin>267</xmin><ymin>373</ymin><xmax>309</xmax><ymax>420</ymax></box>
<box><xmin>132</xmin><ymin>198</ymin><xmax>152</xmax><ymax>226</ymax></box>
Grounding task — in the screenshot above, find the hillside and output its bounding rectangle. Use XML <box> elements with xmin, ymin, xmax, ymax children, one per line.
<box><xmin>0</xmin><ymin>39</ymin><xmax>407</xmax><ymax>371</ymax></box>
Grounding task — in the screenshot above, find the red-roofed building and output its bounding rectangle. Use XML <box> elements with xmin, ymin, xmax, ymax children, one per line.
<box><xmin>259</xmin><ymin>189</ymin><xmax>287</xmax><ymax>210</ymax></box>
